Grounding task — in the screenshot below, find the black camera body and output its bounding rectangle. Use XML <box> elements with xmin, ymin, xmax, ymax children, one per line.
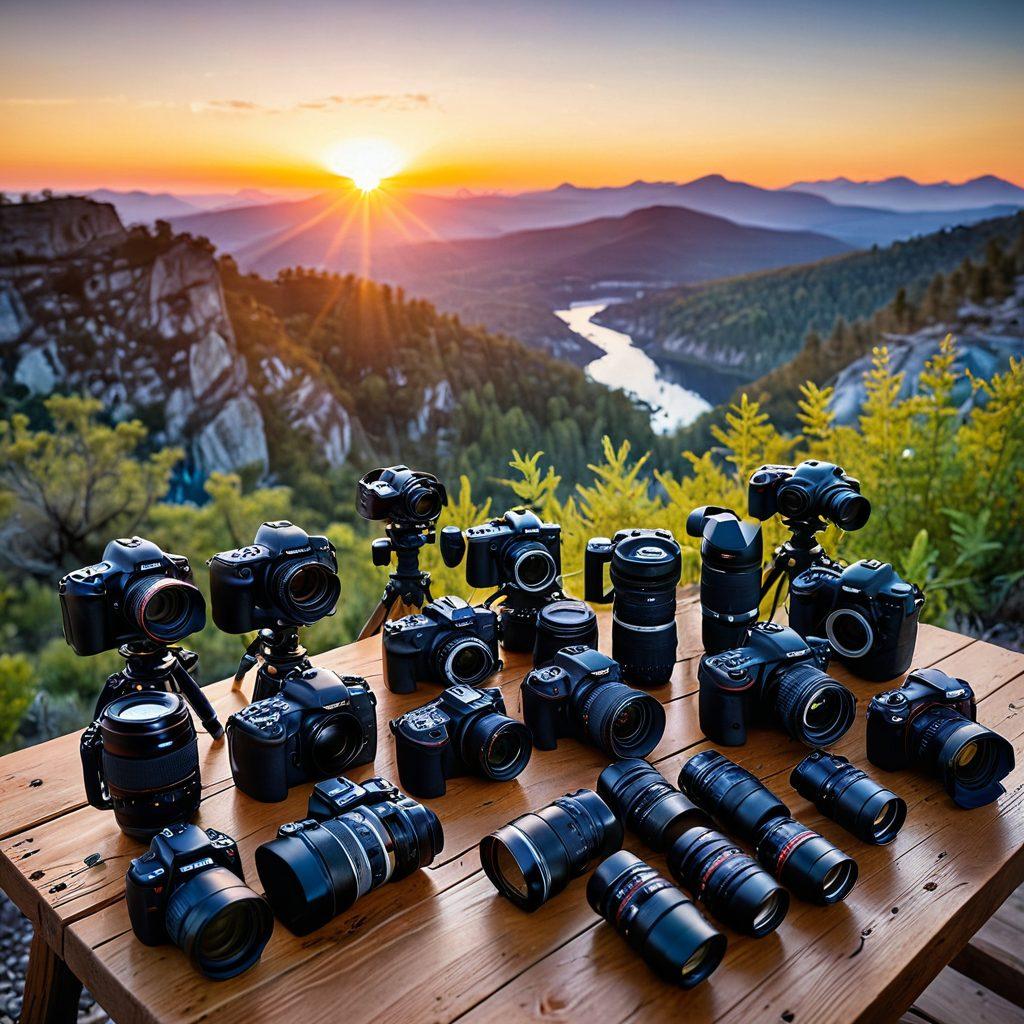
<box><xmin>59</xmin><ymin>537</ymin><xmax>205</xmax><ymax>655</ymax></box>
<box><xmin>382</xmin><ymin>596</ymin><xmax>501</xmax><ymax>694</ymax></box>
<box><xmin>126</xmin><ymin>824</ymin><xmax>245</xmax><ymax>946</ymax></box>
<box><xmin>227</xmin><ymin>668</ymin><xmax>377</xmax><ymax>802</ymax></box>
<box><xmin>748</xmin><ymin>460</ymin><xmax>870</xmax><ymax>531</ymax></box>
<box><xmin>521</xmin><ymin>645</ymin><xmax>665</xmax><ymax>759</ymax></box>
<box><xmin>357</xmin><ymin>465</ymin><xmax>447</xmax><ymax>527</ymax></box>
<box><xmin>699</xmin><ymin>622</ymin><xmax>855</xmax><ymax>748</ymax></box>
<box><xmin>390</xmin><ymin>683</ymin><xmax>532</xmax><ymax>798</ymax></box>
<box><xmin>790</xmin><ymin>559</ymin><xmax>924</xmax><ymax>680</ymax></box>
<box><xmin>208</xmin><ymin>521</ymin><xmax>340</xmax><ymax>632</ymax></box>
<box><xmin>461</xmin><ymin>508</ymin><xmax>562</xmax><ymax>592</ymax></box>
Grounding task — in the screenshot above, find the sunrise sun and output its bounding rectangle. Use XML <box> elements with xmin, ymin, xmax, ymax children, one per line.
<box><xmin>325</xmin><ymin>137</ymin><xmax>405</xmax><ymax>193</ymax></box>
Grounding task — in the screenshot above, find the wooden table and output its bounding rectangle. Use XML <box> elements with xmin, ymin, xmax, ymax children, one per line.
<box><xmin>2</xmin><ymin>591</ymin><xmax>1023</xmax><ymax>1024</ymax></box>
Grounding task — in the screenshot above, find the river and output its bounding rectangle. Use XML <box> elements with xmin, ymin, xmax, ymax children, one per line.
<box><xmin>554</xmin><ymin>301</ymin><xmax>712</xmax><ymax>433</ymax></box>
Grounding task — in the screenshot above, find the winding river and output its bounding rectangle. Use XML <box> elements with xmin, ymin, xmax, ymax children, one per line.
<box><xmin>554</xmin><ymin>301</ymin><xmax>711</xmax><ymax>433</ymax></box>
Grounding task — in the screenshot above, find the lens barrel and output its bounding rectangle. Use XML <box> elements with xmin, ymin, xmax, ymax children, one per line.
<box><xmin>756</xmin><ymin>816</ymin><xmax>858</xmax><ymax>904</ymax></box>
<box><xmin>611</xmin><ymin>585</ymin><xmax>678</xmax><ymax>688</ymax></box>
<box><xmin>770</xmin><ymin>663</ymin><xmax>856</xmax><ymax>747</ymax></box>
<box><xmin>164</xmin><ymin>866</ymin><xmax>273</xmax><ymax>980</ymax></box>
<box><xmin>123</xmin><ymin>575</ymin><xmax>205</xmax><ymax>643</ymax></box>
<box><xmin>533</xmin><ymin>601</ymin><xmax>599</xmax><ymax>667</ymax></box>
<box><xmin>597</xmin><ymin>758</ymin><xmax>708</xmax><ymax>851</ymax></box>
<box><xmin>790</xmin><ymin>751</ymin><xmax>907</xmax><ymax>845</ymax></box>
<box><xmin>460</xmin><ymin>712</ymin><xmax>533</xmax><ymax>782</ymax></box>
<box><xmin>587</xmin><ymin>851</ymin><xmax>726</xmax><ymax>986</ymax></box>
<box><xmin>677</xmin><ymin>750</ymin><xmax>788</xmax><ymax>845</ymax></box>
<box><xmin>497</xmin><ymin>603</ymin><xmax>540</xmax><ymax>652</ymax></box>
<box><xmin>270</xmin><ymin>559</ymin><xmax>340</xmax><ymax>625</ymax></box>
<box><xmin>668</xmin><ymin>826</ymin><xmax>789</xmax><ymax>937</ymax></box>
<box><xmin>576</xmin><ymin>681</ymin><xmax>666</xmax><ymax>759</ymax></box>
<box><xmin>480</xmin><ymin>789</ymin><xmax>622</xmax><ymax>911</ymax></box>
<box><xmin>434</xmin><ymin>633</ymin><xmax>495</xmax><ymax>687</ymax></box>
<box><xmin>91</xmin><ymin>691</ymin><xmax>201</xmax><ymax>839</ymax></box>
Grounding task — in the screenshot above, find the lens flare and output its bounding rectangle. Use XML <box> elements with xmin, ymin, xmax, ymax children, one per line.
<box><xmin>325</xmin><ymin>137</ymin><xmax>405</xmax><ymax>192</ymax></box>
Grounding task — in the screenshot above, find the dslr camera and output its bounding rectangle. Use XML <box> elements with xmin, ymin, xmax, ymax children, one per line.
<box><xmin>748</xmin><ymin>460</ymin><xmax>871</xmax><ymax>531</ymax></box>
<box><xmin>208</xmin><ymin>521</ymin><xmax>340</xmax><ymax>632</ymax></box>
<box><xmin>357</xmin><ymin>465</ymin><xmax>447</xmax><ymax>527</ymax></box>
<box><xmin>521</xmin><ymin>646</ymin><xmax>666</xmax><ymax>759</ymax></box>
<box><xmin>699</xmin><ymin>622</ymin><xmax>856</xmax><ymax>748</ymax></box>
<box><xmin>126</xmin><ymin>822</ymin><xmax>273</xmax><ymax>980</ymax></box>
<box><xmin>390</xmin><ymin>683</ymin><xmax>532</xmax><ymax>798</ymax></box>
<box><xmin>382</xmin><ymin>595</ymin><xmax>501</xmax><ymax>694</ymax></box>
<box><xmin>867</xmin><ymin>668</ymin><xmax>1014</xmax><ymax>809</ymax></box>
<box><xmin>59</xmin><ymin>537</ymin><xmax>205</xmax><ymax>654</ymax></box>
<box><xmin>790</xmin><ymin>559</ymin><xmax>924</xmax><ymax>680</ymax></box>
<box><xmin>227</xmin><ymin>667</ymin><xmax>377</xmax><ymax>802</ymax></box>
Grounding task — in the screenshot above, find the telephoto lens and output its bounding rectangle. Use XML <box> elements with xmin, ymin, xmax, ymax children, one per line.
<box><xmin>587</xmin><ymin>851</ymin><xmax>727</xmax><ymax>987</ymax></box>
<box><xmin>79</xmin><ymin>690</ymin><xmax>201</xmax><ymax>840</ymax></box>
<box><xmin>597</xmin><ymin>758</ymin><xmax>708</xmax><ymax>851</ymax></box>
<box><xmin>677</xmin><ymin>750</ymin><xmax>789</xmax><ymax>845</ymax></box>
<box><xmin>685</xmin><ymin>506</ymin><xmax>763</xmax><ymax>654</ymax></box>
<box><xmin>533</xmin><ymin>600</ymin><xmax>599</xmax><ymax>667</ymax></box>
<box><xmin>756</xmin><ymin>817</ymin><xmax>858</xmax><ymax>905</ymax></box>
<box><xmin>790</xmin><ymin>751</ymin><xmax>907</xmax><ymax>845</ymax></box>
<box><xmin>668</xmin><ymin>826</ymin><xmax>789</xmax><ymax>937</ymax></box>
<box><xmin>255</xmin><ymin>789</ymin><xmax>443</xmax><ymax>935</ymax></box>
<box><xmin>480</xmin><ymin>789</ymin><xmax>622</xmax><ymax>911</ymax></box>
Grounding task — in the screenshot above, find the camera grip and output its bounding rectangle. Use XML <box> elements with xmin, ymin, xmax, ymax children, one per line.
<box><xmin>698</xmin><ymin>682</ymin><xmax>749</xmax><ymax>747</ymax></box>
<box><xmin>584</xmin><ymin>540</ymin><xmax>614</xmax><ymax>604</ymax></box>
<box><xmin>396</xmin><ymin>740</ymin><xmax>447</xmax><ymax>799</ymax></box>
<box><xmin>521</xmin><ymin>688</ymin><xmax>560</xmax><ymax>750</ymax></box>
<box><xmin>79</xmin><ymin>726</ymin><xmax>112</xmax><ymax>810</ymax></box>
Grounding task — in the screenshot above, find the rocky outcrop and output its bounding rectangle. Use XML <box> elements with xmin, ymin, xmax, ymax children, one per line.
<box><xmin>0</xmin><ymin>199</ymin><xmax>270</xmax><ymax>477</ymax></box>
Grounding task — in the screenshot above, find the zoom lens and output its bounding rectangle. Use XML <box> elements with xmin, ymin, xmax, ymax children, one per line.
<box><xmin>912</xmin><ymin>708</ymin><xmax>1015</xmax><ymax>809</ymax></box>
<box><xmin>271</xmin><ymin>559</ymin><xmax>340</xmax><ymax>625</ymax></box>
<box><xmin>89</xmin><ymin>691</ymin><xmax>201</xmax><ymax>840</ymax></box>
<box><xmin>826</xmin><ymin>489</ymin><xmax>871</xmax><ymax>532</ymax></box>
<box><xmin>256</xmin><ymin>801</ymin><xmax>442</xmax><ymax>935</ymax></box>
<box><xmin>461</xmin><ymin>712</ymin><xmax>532</xmax><ymax>782</ymax></box>
<box><xmin>123</xmin><ymin>575</ymin><xmax>205</xmax><ymax>643</ymax></box>
<box><xmin>480</xmin><ymin>789</ymin><xmax>622</xmax><ymax>911</ymax></box>
<box><xmin>597</xmin><ymin>758</ymin><xmax>708</xmax><ymax>851</ymax></box>
<box><xmin>668</xmin><ymin>826</ymin><xmax>789</xmax><ymax>937</ymax></box>
<box><xmin>791</xmin><ymin>751</ymin><xmax>907</xmax><ymax>845</ymax></box>
<box><xmin>533</xmin><ymin>601</ymin><xmax>599</xmax><ymax>667</ymax></box>
<box><xmin>164</xmin><ymin>866</ymin><xmax>273</xmax><ymax>980</ymax></box>
<box><xmin>576</xmin><ymin>682</ymin><xmax>665</xmax><ymax>759</ymax></box>
<box><xmin>770</xmin><ymin>663</ymin><xmax>856</xmax><ymax>747</ymax></box>
<box><xmin>587</xmin><ymin>851</ymin><xmax>726</xmax><ymax>986</ymax></box>
<box><xmin>756</xmin><ymin>817</ymin><xmax>858</xmax><ymax>904</ymax></box>
<box><xmin>677</xmin><ymin>750</ymin><xmax>788</xmax><ymax>845</ymax></box>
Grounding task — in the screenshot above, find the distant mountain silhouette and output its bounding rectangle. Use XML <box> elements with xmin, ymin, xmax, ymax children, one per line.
<box><xmin>86</xmin><ymin>189</ymin><xmax>201</xmax><ymax>224</ymax></box>
<box><xmin>784</xmin><ymin>175</ymin><xmax>1024</xmax><ymax>212</ymax></box>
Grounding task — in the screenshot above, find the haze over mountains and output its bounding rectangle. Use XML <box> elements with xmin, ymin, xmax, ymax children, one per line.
<box><xmin>783</xmin><ymin>175</ymin><xmax>1024</xmax><ymax>212</ymax></box>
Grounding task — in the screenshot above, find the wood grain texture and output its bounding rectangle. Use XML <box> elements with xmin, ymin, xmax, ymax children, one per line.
<box><xmin>21</xmin><ymin>932</ymin><xmax>82</xmax><ymax>1024</ymax></box>
<box><xmin>0</xmin><ymin>591</ymin><xmax>1020</xmax><ymax>1024</ymax></box>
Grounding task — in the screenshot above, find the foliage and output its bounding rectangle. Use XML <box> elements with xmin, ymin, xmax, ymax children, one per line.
<box><xmin>0</xmin><ymin>656</ymin><xmax>35</xmax><ymax>744</ymax></box>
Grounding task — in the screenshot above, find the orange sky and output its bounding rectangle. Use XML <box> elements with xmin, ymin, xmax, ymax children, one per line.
<box><xmin>3</xmin><ymin>1</ymin><xmax>1023</xmax><ymax>195</ymax></box>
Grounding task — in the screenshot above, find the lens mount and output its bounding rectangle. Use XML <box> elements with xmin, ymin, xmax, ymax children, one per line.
<box><xmin>825</xmin><ymin>608</ymin><xmax>874</xmax><ymax>659</ymax></box>
<box><xmin>509</xmin><ymin>544</ymin><xmax>557</xmax><ymax>593</ymax></box>
<box><xmin>436</xmin><ymin>634</ymin><xmax>494</xmax><ymax>687</ymax></box>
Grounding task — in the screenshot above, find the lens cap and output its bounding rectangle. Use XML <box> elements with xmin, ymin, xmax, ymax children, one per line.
<box><xmin>612</xmin><ymin>533</ymin><xmax>681</xmax><ymax>583</ymax></box>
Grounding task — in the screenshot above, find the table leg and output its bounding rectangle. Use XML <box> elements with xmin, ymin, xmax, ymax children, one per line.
<box><xmin>20</xmin><ymin>932</ymin><xmax>83</xmax><ymax>1024</ymax></box>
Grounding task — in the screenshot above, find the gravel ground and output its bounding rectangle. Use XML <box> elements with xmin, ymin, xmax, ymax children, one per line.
<box><xmin>0</xmin><ymin>890</ymin><xmax>108</xmax><ymax>1023</ymax></box>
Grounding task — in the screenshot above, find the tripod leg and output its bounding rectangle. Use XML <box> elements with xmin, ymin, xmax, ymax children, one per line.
<box><xmin>760</xmin><ymin>564</ymin><xmax>785</xmax><ymax>602</ymax></box>
<box><xmin>170</xmin><ymin>658</ymin><xmax>224</xmax><ymax>740</ymax></box>
<box><xmin>358</xmin><ymin>589</ymin><xmax>398</xmax><ymax>640</ymax></box>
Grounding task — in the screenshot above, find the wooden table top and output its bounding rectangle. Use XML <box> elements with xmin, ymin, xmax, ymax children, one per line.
<box><xmin>1</xmin><ymin>590</ymin><xmax>1022</xmax><ymax>1024</ymax></box>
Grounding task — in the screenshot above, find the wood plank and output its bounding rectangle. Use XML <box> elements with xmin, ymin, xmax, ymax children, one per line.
<box><xmin>908</xmin><ymin>967</ymin><xmax>1024</xmax><ymax>1024</ymax></box>
<box><xmin>59</xmin><ymin>627</ymin><xmax>1021</xmax><ymax>1023</ymax></box>
<box><xmin>952</xmin><ymin>883</ymin><xmax>1024</xmax><ymax>1008</ymax></box>
<box><xmin>21</xmin><ymin>932</ymin><xmax>82</xmax><ymax>1024</ymax></box>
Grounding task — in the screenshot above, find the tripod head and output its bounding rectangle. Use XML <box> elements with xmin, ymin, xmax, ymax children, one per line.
<box><xmin>760</xmin><ymin>514</ymin><xmax>839</xmax><ymax>609</ymax></box>
<box><xmin>358</xmin><ymin>521</ymin><xmax>439</xmax><ymax>639</ymax></box>
<box><xmin>95</xmin><ymin>640</ymin><xmax>224</xmax><ymax>740</ymax></box>
<box><xmin>232</xmin><ymin>623</ymin><xmax>313</xmax><ymax>700</ymax></box>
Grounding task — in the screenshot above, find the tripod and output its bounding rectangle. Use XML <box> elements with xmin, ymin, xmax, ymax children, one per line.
<box><xmin>759</xmin><ymin>516</ymin><xmax>839</xmax><ymax>619</ymax></box>
<box><xmin>95</xmin><ymin>641</ymin><xmax>224</xmax><ymax>739</ymax></box>
<box><xmin>232</xmin><ymin>625</ymin><xmax>314</xmax><ymax>701</ymax></box>
<box><xmin>358</xmin><ymin>523</ymin><xmax>437</xmax><ymax>639</ymax></box>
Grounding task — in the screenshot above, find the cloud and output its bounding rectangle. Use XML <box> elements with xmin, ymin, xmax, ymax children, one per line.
<box><xmin>192</xmin><ymin>92</ymin><xmax>435</xmax><ymax>115</ymax></box>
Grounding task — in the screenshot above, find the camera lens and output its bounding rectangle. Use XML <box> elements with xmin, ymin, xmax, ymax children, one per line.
<box><xmin>271</xmin><ymin>559</ymin><xmax>340</xmax><ymax>624</ymax></box>
<box><xmin>533</xmin><ymin>601</ymin><xmax>599</xmax><ymax>667</ymax></box>
<box><xmin>309</xmin><ymin>713</ymin><xmax>365</xmax><ymax>775</ymax></box>
<box><xmin>405</xmin><ymin>483</ymin><xmax>443</xmax><ymax>522</ymax></box>
<box><xmin>89</xmin><ymin>691</ymin><xmax>201</xmax><ymax>840</ymax></box>
<box><xmin>912</xmin><ymin>709</ymin><xmax>1015</xmax><ymax>809</ymax></box>
<box><xmin>576</xmin><ymin>682</ymin><xmax>665</xmax><ymax>759</ymax></box>
<box><xmin>677</xmin><ymin>750</ymin><xmax>788</xmax><ymax>845</ymax></box>
<box><xmin>825</xmin><ymin>608</ymin><xmax>874</xmax><ymax>658</ymax></box>
<box><xmin>756</xmin><ymin>817</ymin><xmax>858</xmax><ymax>904</ymax></box>
<box><xmin>587</xmin><ymin>851</ymin><xmax>726</xmax><ymax>986</ymax></box>
<box><xmin>668</xmin><ymin>826</ymin><xmax>789</xmax><ymax>937</ymax></box>
<box><xmin>597</xmin><ymin>758</ymin><xmax>708</xmax><ymax>851</ymax></box>
<box><xmin>123</xmin><ymin>575</ymin><xmax>205</xmax><ymax>643</ymax></box>
<box><xmin>480</xmin><ymin>789</ymin><xmax>622</xmax><ymax>911</ymax></box>
<box><xmin>434</xmin><ymin>634</ymin><xmax>495</xmax><ymax>687</ymax></box>
<box><xmin>790</xmin><ymin>751</ymin><xmax>907</xmax><ymax>845</ymax></box>
<box><xmin>777</xmin><ymin>483</ymin><xmax>811</xmax><ymax>519</ymax></box>
<box><xmin>771</xmin><ymin>663</ymin><xmax>856</xmax><ymax>747</ymax></box>
<box><xmin>461</xmin><ymin>712</ymin><xmax>532</xmax><ymax>782</ymax></box>
<box><xmin>507</xmin><ymin>542</ymin><xmax>558</xmax><ymax>593</ymax></box>
<box><xmin>164</xmin><ymin>866</ymin><xmax>273</xmax><ymax>980</ymax></box>
<box><xmin>827</xmin><ymin>490</ymin><xmax>871</xmax><ymax>531</ymax></box>
<box><xmin>256</xmin><ymin>801</ymin><xmax>442</xmax><ymax>935</ymax></box>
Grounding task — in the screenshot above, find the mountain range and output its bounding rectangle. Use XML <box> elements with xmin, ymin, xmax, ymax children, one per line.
<box><xmin>85</xmin><ymin>187</ymin><xmax>285</xmax><ymax>225</ymax></box>
<box><xmin>784</xmin><ymin>175</ymin><xmax>1024</xmax><ymax>212</ymax></box>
